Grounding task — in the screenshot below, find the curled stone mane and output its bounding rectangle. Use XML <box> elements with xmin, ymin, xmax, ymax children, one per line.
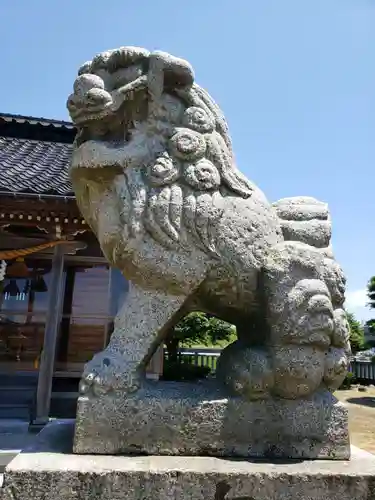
<box><xmin>141</xmin><ymin>83</ymin><xmax>255</xmax><ymax>256</ymax></box>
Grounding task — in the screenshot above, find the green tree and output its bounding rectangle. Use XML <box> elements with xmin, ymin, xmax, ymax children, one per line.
<box><xmin>365</xmin><ymin>276</ymin><xmax>375</xmax><ymax>346</ymax></box>
<box><xmin>165</xmin><ymin>312</ymin><xmax>235</xmax><ymax>361</ymax></box>
<box><xmin>346</xmin><ymin>311</ymin><xmax>365</xmax><ymax>353</ymax></box>
<box><xmin>367</xmin><ymin>276</ymin><xmax>375</xmax><ymax>309</ymax></box>
<box><xmin>366</xmin><ymin>319</ymin><xmax>375</xmax><ymax>334</ymax></box>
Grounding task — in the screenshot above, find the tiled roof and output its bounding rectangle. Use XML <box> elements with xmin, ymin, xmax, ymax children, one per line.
<box><xmin>0</xmin><ymin>136</ymin><xmax>73</xmax><ymax>195</ymax></box>
<box><xmin>0</xmin><ymin>112</ymin><xmax>74</xmax><ymax>129</ymax></box>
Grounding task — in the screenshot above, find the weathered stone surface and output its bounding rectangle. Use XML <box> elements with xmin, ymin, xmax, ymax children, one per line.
<box><xmin>66</xmin><ymin>46</ymin><xmax>351</xmax><ymax>457</ymax></box>
<box><xmin>273</xmin><ymin>196</ymin><xmax>330</xmax><ymax>221</ymax></box>
<box><xmin>74</xmin><ymin>381</ymin><xmax>349</xmax><ymax>459</ymax></box>
<box><xmin>273</xmin><ymin>196</ymin><xmax>332</xmax><ymax>249</ymax></box>
<box><xmin>1</xmin><ymin>421</ymin><xmax>374</xmax><ymax>500</ymax></box>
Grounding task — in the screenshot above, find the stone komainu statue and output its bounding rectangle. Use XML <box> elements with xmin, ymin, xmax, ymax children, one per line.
<box><xmin>67</xmin><ymin>47</ymin><xmax>350</xmax><ymax>401</ymax></box>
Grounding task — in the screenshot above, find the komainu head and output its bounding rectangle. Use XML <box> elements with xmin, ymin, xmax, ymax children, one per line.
<box><xmin>67</xmin><ymin>46</ymin><xmax>262</xmax><ymax>256</ymax></box>
<box><xmin>67</xmin><ymin>47</ymin><xmax>254</xmax><ymax>195</ymax></box>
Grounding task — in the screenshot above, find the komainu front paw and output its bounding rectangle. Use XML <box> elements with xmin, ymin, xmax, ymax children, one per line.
<box><xmin>323</xmin><ymin>308</ymin><xmax>351</xmax><ymax>391</ymax></box>
<box><xmin>289</xmin><ymin>278</ymin><xmax>335</xmax><ymax>347</ymax></box>
<box><xmin>79</xmin><ymin>349</ymin><xmax>141</xmax><ymax>396</ymax></box>
<box><xmin>324</xmin><ymin>346</ymin><xmax>349</xmax><ymax>390</ymax></box>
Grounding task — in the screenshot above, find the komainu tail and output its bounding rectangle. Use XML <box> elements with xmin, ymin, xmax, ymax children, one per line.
<box><xmin>272</xmin><ymin>196</ymin><xmax>334</xmax><ymax>258</ymax></box>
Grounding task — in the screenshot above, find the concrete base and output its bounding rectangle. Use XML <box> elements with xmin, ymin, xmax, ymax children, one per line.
<box><xmin>1</xmin><ymin>421</ymin><xmax>375</xmax><ymax>500</ymax></box>
<box><xmin>0</xmin><ymin>421</ymin><xmax>38</xmax><ymax>473</ymax></box>
<box><xmin>74</xmin><ymin>381</ymin><xmax>350</xmax><ymax>460</ymax></box>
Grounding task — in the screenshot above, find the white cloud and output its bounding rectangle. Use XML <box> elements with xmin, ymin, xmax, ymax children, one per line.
<box><xmin>345</xmin><ymin>288</ymin><xmax>372</xmax><ymax>322</ymax></box>
<box><xmin>346</xmin><ymin>289</ymin><xmax>368</xmax><ymax>309</ymax></box>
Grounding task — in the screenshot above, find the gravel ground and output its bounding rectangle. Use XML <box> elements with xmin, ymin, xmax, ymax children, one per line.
<box><xmin>335</xmin><ymin>387</ymin><xmax>375</xmax><ymax>454</ymax></box>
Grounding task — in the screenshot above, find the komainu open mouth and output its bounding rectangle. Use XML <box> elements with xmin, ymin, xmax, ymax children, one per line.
<box><xmin>74</xmin><ymin>120</ymin><xmax>132</xmax><ymax>149</ymax></box>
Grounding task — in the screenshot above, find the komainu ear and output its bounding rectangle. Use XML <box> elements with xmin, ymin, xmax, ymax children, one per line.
<box><xmin>148</xmin><ymin>51</ymin><xmax>195</xmax><ymax>90</ymax></box>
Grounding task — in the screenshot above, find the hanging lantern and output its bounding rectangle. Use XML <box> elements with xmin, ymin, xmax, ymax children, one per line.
<box><xmin>6</xmin><ymin>258</ymin><xmax>30</xmax><ymax>278</ymax></box>
<box><xmin>31</xmin><ymin>275</ymin><xmax>48</xmax><ymax>293</ymax></box>
<box><xmin>3</xmin><ymin>279</ymin><xmax>20</xmax><ymax>299</ymax></box>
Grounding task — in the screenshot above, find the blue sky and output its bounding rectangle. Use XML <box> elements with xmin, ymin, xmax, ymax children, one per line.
<box><xmin>0</xmin><ymin>0</ymin><xmax>374</xmax><ymax>321</ymax></box>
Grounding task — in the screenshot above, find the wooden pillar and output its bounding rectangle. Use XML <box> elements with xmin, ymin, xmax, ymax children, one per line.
<box><xmin>33</xmin><ymin>245</ymin><xmax>65</xmax><ymax>425</ymax></box>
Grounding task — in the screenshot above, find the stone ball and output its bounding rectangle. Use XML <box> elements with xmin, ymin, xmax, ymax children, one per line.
<box><xmin>216</xmin><ymin>340</ymin><xmax>274</xmax><ymax>400</ymax></box>
<box><xmin>272</xmin><ymin>345</ymin><xmax>325</xmax><ymax>399</ymax></box>
<box><xmin>332</xmin><ymin>308</ymin><xmax>351</xmax><ymax>349</ymax></box>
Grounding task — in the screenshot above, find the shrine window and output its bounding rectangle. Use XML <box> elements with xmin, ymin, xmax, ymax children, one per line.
<box><xmin>54</xmin><ymin>262</ymin><xmax>129</xmax><ymax>374</ymax></box>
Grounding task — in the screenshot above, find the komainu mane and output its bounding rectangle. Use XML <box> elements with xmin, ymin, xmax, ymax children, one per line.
<box><xmin>67</xmin><ymin>46</ymin><xmax>350</xmax><ymax>404</ymax></box>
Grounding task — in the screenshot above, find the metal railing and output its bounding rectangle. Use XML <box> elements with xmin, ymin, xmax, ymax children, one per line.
<box><xmin>349</xmin><ymin>359</ymin><xmax>375</xmax><ymax>382</ymax></box>
<box><xmin>164</xmin><ymin>347</ymin><xmax>221</xmax><ymax>372</ymax></box>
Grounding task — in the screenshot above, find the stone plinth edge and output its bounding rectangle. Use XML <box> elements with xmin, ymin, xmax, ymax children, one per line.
<box><xmin>0</xmin><ymin>420</ymin><xmax>374</xmax><ymax>500</ymax></box>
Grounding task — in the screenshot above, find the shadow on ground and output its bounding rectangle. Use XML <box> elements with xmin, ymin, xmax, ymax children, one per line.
<box><xmin>346</xmin><ymin>397</ymin><xmax>375</xmax><ymax>408</ymax></box>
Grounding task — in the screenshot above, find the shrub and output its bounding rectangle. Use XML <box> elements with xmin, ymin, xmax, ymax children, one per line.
<box><xmin>339</xmin><ymin>371</ymin><xmax>356</xmax><ymax>390</ymax></box>
<box><xmin>162</xmin><ymin>359</ymin><xmax>211</xmax><ymax>382</ymax></box>
<box><xmin>165</xmin><ymin>312</ymin><xmax>235</xmax><ymax>362</ymax></box>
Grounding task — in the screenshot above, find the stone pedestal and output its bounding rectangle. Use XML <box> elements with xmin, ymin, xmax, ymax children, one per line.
<box><xmin>1</xmin><ymin>420</ymin><xmax>375</xmax><ymax>500</ymax></box>
<box><xmin>74</xmin><ymin>381</ymin><xmax>350</xmax><ymax>460</ymax></box>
